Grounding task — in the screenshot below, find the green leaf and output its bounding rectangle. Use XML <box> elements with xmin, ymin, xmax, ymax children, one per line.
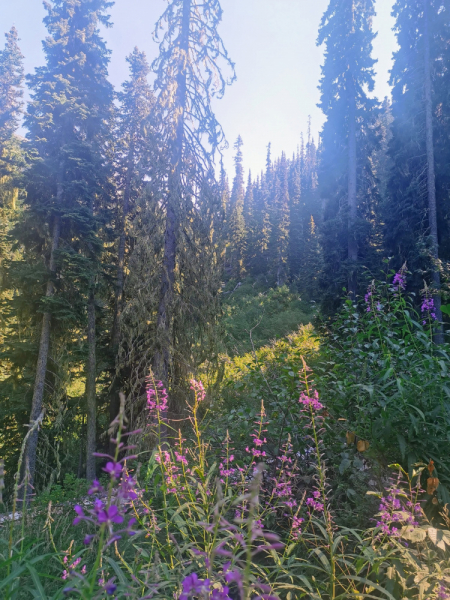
<box><xmin>440</xmin><ymin>304</ymin><xmax>450</xmax><ymax>316</ymax></box>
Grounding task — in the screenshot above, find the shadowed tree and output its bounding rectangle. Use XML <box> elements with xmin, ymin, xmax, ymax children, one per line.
<box><xmin>317</xmin><ymin>0</ymin><xmax>378</xmax><ymax>303</ymax></box>
<box><xmin>385</xmin><ymin>0</ymin><xmax>449</xmax><ymax>341</ymax></box>
<box><xmin>151</xmin><ymin>0</ymin><xmax>235</xmax><ymax>389</ymax></box>
<box><xmin>23</xmin><ymin>0</ymin><xmax>114</xmax><ymax>486</ymax></box>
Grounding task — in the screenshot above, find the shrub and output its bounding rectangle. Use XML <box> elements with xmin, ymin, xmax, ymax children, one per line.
<box><xmin>2</xmin><ymin>360</ymin><xmax>450</xmax><ymax>599</ymax></box>
<box><xmin>317</xmin><ymin>267</ymin><xmax>450</xmax><ymax>505</ymax></box>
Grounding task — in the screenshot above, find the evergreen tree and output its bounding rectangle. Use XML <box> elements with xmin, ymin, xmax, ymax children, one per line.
<box><xmin>0</xmin><ymin>27</ymin><xmax>24</xmax><ymax>169</ymax></box>
<box><xmin>229</xmin><ymin>136</ymin><xmax>246</xmax><ymax>278</ymax></box>
<box><xmin>111</xmin><ymin>49</ymin><xmax>155</xmax><ymax>351</ymax></box>
<box><xmin>19</xmin><ymin>0</ymin><xmax>114</xmax><ymax>485</ymax></box>
<box><xmin>243</xmin><ymin>171</ymin><xmax>255</xmax><ymax>267</ymax></box>
<box><xmin>149</xmin><ymin>0</ymin><xmax>235</xmax><ymax>392</ymax></box>
<box><xmin>109</xmin><ymin>49</ymin><xmax>155</xmax><ymax>424</ymax></box>
<box><xmin>288</xmin><ymin>151</ymin><xmax>302</xmax><ymax>281</ymax></box>
<box><xmin>273</xmin><ymin>152</ymin><xmax>290</xmax><ymax>285</ymax></box>
<box><xmin>0</xmin><ymin>25</ymin><xmax>24</xmax><ymax>278</ymax></box>
<box><xmin>385</xmin><ymin>0</ymin><xmax>449</xmax><ymax>340</ymax></box>
<box><xmin>317</xmin><ymin>0</ymin><xmax>378</xmax><ymax>305</ymax></box>
<box><xmin>298</xmin><ymin>215</ymin><xmax>323</xmax><ymax>300</ymax></box>
<box><xmin>252</xmin><ymin>146</ymin><xmax>273</xmax><ymax>276</ymax></box>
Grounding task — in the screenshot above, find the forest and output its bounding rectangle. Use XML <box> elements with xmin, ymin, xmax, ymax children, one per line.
<box><xmin>1</xmin><ymin>0</ymin><xmax>450</xmax><ymax>598</ymax></box>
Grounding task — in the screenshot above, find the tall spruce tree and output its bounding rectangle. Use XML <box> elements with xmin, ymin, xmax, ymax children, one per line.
<box><xmin>151</xmin><ymin>0</ymin><xmax>235</xmax><ymax>389</ymax></box>
<box><xmin>317</xmin><ymin>0</ymin><xmax>378</xmax><ymax>304</ymax></box>
<box><xmin>229</xmin><ymin>136</ymin><xmax>246</xmax><ymax>279</ymax></box>
<box><xmin>385</xmin><ymin>0</ymin><xmax>449</xmax><ymax>341</ymax></box>
<box><xmin>0</xmin><ymin>27</ymin><xmax>24</xmax><ymax>167</ymax></box>
<box><xmin>109</xmin><ymin>49</ymin><xmax>155</xmax><ymax>424</ymax></box>
<box><xmin>23</xmin><ymin>0</ymin><xmax>114</xmax><ymax>485</ymax></box>
<box><xmin>273</xmin><ymin>152</ymin><xmax>290</xmax><ymax>285</ymax></box>
<box><xmin>0</xmin><ymin>25</ymin><xmax>24</xmax><ymax>276</ymax></box>
<box><xmin>111</xmin><ymin>49</ymin><xmax>155</xmax><ymax>351</ymax></box>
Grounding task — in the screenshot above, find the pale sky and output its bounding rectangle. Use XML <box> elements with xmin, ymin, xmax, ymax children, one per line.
<box><xmin>1</xmin><ymin>0</ymin><xmax>397</xmax><ymax>177</ymax></box>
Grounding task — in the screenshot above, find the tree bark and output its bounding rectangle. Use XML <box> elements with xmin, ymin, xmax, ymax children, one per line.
<box><xmin>85</xmin><ymin>289</ymin><xmax>97</xmax><ymax>481</ymax></box>
<box><xmin>347</xmin><ymin>86</ymin><xmax>358</xmax><ymax>300</ymax></box>
<box><xmin>154</xmin><ymin>0</ymin><xmax>190</xmax><ymax>388</ymax></box>
<box><xmin>25</xmin><ymin>213</ymin><xmax>61</xmax><ymax>490</ymax></box>
<box><xmin>423</xmin><ymin>0</ymin><xmax>444</xmax><ymax>343</ymax></box>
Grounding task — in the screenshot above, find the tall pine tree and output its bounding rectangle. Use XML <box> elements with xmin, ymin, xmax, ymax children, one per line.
<box><xmin>318</xmin><ymin>0</ymin><xmax>378</xmax><ymax>306</ymax></box>
<box><xmin>22</xmin><ymin>0</ymin><xmax>114</xmax><ymax>485</ymax></box>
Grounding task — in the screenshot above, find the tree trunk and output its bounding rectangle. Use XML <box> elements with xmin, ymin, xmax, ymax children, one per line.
<box><xmin>109</xmin><ymin>144</ymin><xmax>135</xmax><ymax>428</ymax></box>
<box><xmin>347</xmin><ymin>87</ymin><xmax>358</xmax><ymax>300</ymax></box>
<box><xmin>85</xmin><ymin>289</ymin><xmax>97</xmax><ymax>481</ymax></box>
<box><xmin>423</xmin><ymin>0</ymin><xmax>444</xmax><ymax>343</ymax></box>
<box><xmin>25</xmin><ymin>212</ymin><xmax>61</xmax><ymax>491</ymax></box>
<box><xmin>154</xmin><ymin>0</ymin><xmax>190</xmax><ymax>388</ymax></box>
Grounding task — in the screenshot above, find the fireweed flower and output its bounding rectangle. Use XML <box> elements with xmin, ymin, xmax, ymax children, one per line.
<box><xmin>272</xmin><ymin>441</ymin><xmax>299</xmax><ymax>509</ymax></box>
<box><xmin>299</xmin><ymin>390</ymin><xmax>323</xmax><ymax>411</ymax></box>
<box><xmin>88</xmin><ymin>479</ymin><xmax>104</xmax><ymax>495</ymax></box>
<box><xmin>97</xmin><ymin>504</ymin><xmax>124</xmax><ymax>526</ymax></box>
<box><xmin>421</xmin><ymin>295</ymin><xmax>437</xmax><ymax>325</ymax></box>
<box><xmin>147</xmin><ymin>379</ymin><xmax>168</xmax><ymax>413</ymax></box>
<box><xmin>392</xmin><ymin>265</ymin><xmax>407</xmax><ymax>292</ymax></box>
<box><xmin>103</xmin><ymin>461</ymin><xmax>122</xmax><ymax>479</ymax></box>
<box><xmin>155</xmin><ymin>450</ymin><xmax>182</xmax><ymax>493</ymax></box>
<box><xmin>180</xmin><ymin>573</ymin><xmax>212</xmax><ymax>600</ymax></box>
<box><xmin>306</xmin><ymin>496</ymin><xmax>324</xmax><ymax>512</ymax></box>
<box><xmin>375</xmin><ymin>481</ymin><xmax>419</xmax><ymax>538</ymax></box>
<box><xmin>190</xmin><ymin>379</ymin><xmax>206</xmax><ymax>403</ymax></box>
<box><xmin>291</xmin><ymin>515</ymin><xmax>304</xmax><ymax>541</ymax></box>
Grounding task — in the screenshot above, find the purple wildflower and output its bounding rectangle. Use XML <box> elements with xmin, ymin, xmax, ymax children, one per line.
<box><xmin>190</xmin><ymin>379</ymin><xmax>206</xmax><ymax>403</ymax></box>
<box><xmin>306</xmin><ymin>496</ymin><xmax>324</xmax><ymax>512</ymax></box>
<box><xmin>146</xmin><ymin>379</ymin><xmax>168</xmax><ymax>413</ymax></box>
<box><xmin>393</xmin><ymin>270</ymin><xmax>406</xmax><ymax>291</ymax></box>
<box><xmin>421</xmin><ymin>296</ymin><xmax>437</xmax><ymax>325</ymax></box>
<box><xmin>299</xmin><ymin>390</ymin><xmax>323</xmax><ymax>411</ymax></box>
<box><xmin>104</xmin><ymin>581</ymin><xmax>117</xmax><ymax>595</ymax></box>
<box><xmin>88</xmin><ymin>479</ymin><xmax>104</xmax><ymax>495</ymax></box>
<box><xmin>180</xmin><ymin>573</ymin><xmax>211</xmax><ymax>600</ymax></box>
<box><xmin>73</xmin><ymin>505</ymin><xmax>85</xmax><ymax>525</ymax></box>
<box><xmin>97</xmin><ymin>505</ymin><xmax>124</xmax><ymax>526</ymax></box>
<box><xmin>103</xmin><ymin>461</ymin><xmax>122</xmax><ymax>479</ymax></box>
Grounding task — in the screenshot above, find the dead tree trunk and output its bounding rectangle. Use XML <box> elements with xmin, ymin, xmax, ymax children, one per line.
<box><xmin>154</xmin><ymin>0</ymin><xmax>191</xmax><ymax>388</ymax></box>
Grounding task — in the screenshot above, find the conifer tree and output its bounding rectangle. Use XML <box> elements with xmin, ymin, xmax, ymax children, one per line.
<box><xmin>151</xmin><ymin>0</ymin><xmax>235</xmax><ymax>389</ymax></box>
<box><xmin>229</xmin><ymin>136</ymin><xmax>246</xmax><ymax>278</ymax></box>
<box><xmin>0</xmin><ymin>27</ymin><xmax>24</xmax><ymax>168</ymax></box>
<box><xmin>317</xmin><ymin>0</ymin><xmax>378</xmax><ymax>303</ymax></box>
<box><xmin>385</xmin><ymin>0</ymin><xmax>449</xmax><ymax>338</ymax></box>
<box><xmin>273</xmin><ymin>153</ymin><xmax>290</xmax><ymax>285</ymax></box>
<box><xmin>111</xmin><ymin>49</ymin><xmax>155</xmax><ymax>353</ymax></box>
<box><xmin>243</xmin><ymin>171</ymin><xmax>255</xmax><ymax>267</ymax></box>
<box><xmin>253</xmin><ymin>146</ymin><xmax>272</xmax><ymax>276</ymax></box>
<box><xmin>288</xmin><ymin>151</ymin><xmax>303</xmax><ymax>280</ymax></box>
<box><xmin>0</xmin><ymin>25</ymin><xmax>24</xmax><ymax>270</ymax></box>
<box><xmin>22</xmin><ymin>0</ymin><xmax>114</xmax><ymax>485</ymax></box>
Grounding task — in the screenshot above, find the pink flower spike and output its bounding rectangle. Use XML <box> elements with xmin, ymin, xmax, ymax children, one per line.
<box><xmin>190</xmin><ymin>379</ymin><xmax>206</xmax><ymax>403</ymax></box>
